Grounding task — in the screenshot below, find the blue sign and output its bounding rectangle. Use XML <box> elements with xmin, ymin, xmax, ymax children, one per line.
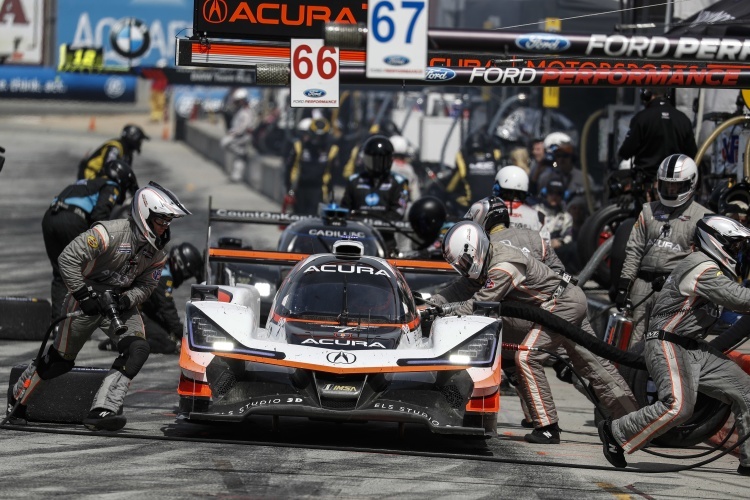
<box><xmin>0</xmin><ymin>66</ymin><xmax>136</xmax><ymax>102</ymax></box>
<box><xmin>57</xmin><ymin>0</ymin><xmax>192</xmax><ymax>67</ymax></box>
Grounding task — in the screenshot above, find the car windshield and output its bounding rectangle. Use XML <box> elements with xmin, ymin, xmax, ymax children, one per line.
<box><xmin>275</xmin><ymin>263</ymin><xmax>403</xmax><ymax>323</ymax></box>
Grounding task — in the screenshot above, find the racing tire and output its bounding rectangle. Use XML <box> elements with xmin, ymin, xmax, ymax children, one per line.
<box><xmin>577</xmin><ymin>205</ymin><xmax>633</xmax><ymax>288</ymax></box>
<box><xmin>0</xmin><ymin>297</ymin><xmax>52</xmax><ymax>340</ymax></box>
<box><xmin>617</xmin><ymin>343</ymin><xmax>731</xmax><ymax>448</ymax></box>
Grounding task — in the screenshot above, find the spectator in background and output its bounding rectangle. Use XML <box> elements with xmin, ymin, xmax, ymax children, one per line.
<box><xmin>538</xmin><ymin>139</ymin><xmax>596</xmax><ymax>198</ymax></box>
<box><xmin>221</xmin><ymin>89</ymin><xmax>258</xmax><ymax>183</ymax></box>
<box><xmin>536</xmin><ymin>176</ymin><xmax>573</xmax><ymax>250</ymax></box>
<box><xmin>149</xmin><ymin>59</ymin><xmax>169</xmax><ymax>123</ymax></box>
<box><xmin>618</xmin><ymin>87</ymin><xmax>697</xmax><ymax>184</ymax></box>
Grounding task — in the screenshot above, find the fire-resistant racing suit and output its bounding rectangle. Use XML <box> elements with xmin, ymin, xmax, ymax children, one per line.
<box><xmin>505</xmin><ymin>200</ymin><xmax>550</xmax><ymax>239</ymax></box>
<box><xmin>12</xmin><ymin>218</ymin><xmax>167</xmax><ymax>414</ymax></box>
<box><xmin>619</xmin><ymin>199</ymin><xmax>710</xmax><ymax>346</ymax></box>
<box><xmin>611</xmin><ymin>251</ymin><xmax>750</xmax><ymax>468</ymax></box>
<box><xmin>433</xmin><ymin>236</ymin><xmax>637</xmax><ymax>428</ymax></box>
<box><xmin>285</xmin><ymin>137</ymin><xmax>340</xmax><ymax>215</ymax></box>
<box><xmin>42</xmin><ymin>178</ymin><xmax>121</xmax><ymax>319</ymax></box>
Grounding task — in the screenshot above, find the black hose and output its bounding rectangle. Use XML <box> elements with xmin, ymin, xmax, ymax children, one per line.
<box><xmin>708</xmin><ymin>315</ymin><xmax>750</xmax><ymax>352</ymax></box>
<box><xmin>500</xmin><ymin>301</ymin><xmax>647</xmax><ymax>370</ymax></box>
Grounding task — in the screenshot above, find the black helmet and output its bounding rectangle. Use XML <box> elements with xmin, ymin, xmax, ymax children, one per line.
<box><xmin>362</xmin><ymin>135</ymin><xmax>394</xmax><ymax>178</ymax></box>
<box><xmin>408</xmin><ymin>196</ymin><xmax>447</xmax><ymax>250</ymax></box>
<box><xmin>465</xmin><ymin>196</ymin><xmax>510</xmax><ymax>232</ymax></box>
<box><xmin>168</xmin><ymin>242</ymin><xmax>204</xmax><ymax>288</ymax></box>
<box><xmin>465</xmin><ymin>131</ymin><xmax>491</xmax><ymax>155</ymax></box>
<box><xmin>100</xmin><ymin>159</ymin><xmax>138</xmax><ymax>203</ymax></box>
<box><xmin>121</xmin><ymin>124</ymin><xmax>150</xmax><ymax>153</ymax></box>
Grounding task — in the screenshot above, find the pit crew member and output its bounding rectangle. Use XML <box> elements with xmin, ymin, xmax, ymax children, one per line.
<box><xmin>78</xmin><ymin>125</ymin><xmax>149</xmax><ymax>180</ymax></box>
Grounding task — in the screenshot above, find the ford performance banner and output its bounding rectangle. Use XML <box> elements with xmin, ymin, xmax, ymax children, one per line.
<box><xmin>0</xmin><ymin>66</ymin><xmax>136</xmax><ymax>101</ymax></box>
<box><xmin>57</xmin><ymin>0</ymin><xmax>192</xmax><ymax>67</ymax></box>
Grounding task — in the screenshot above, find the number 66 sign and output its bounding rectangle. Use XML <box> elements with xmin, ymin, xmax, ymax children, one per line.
<box><xmin>366</xmin><ymin>0</ymin><xmax>428</xmax><ymax>79</ymax></box>
<box><xmin>290</xmin><ymin>39</ymin><xmax>339</xmax><ymax>108</ymax></box>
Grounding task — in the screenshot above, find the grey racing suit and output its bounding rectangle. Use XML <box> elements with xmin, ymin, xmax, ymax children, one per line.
<box><xmin>620</xmin><ymin>199</ymin><xmax>710</xmax><ymax>346</ymax></box>
<box><xmin>433</xmin><ymin>236</ymin><xmax>637</xmax><ymax>428</ymax></box>
<box><xmin>13</xmin><ymin>218</ymin><xmax>167</xmax><ymax>413</ymax></box>
<box><xmin>612</xmin><ymin>251</ymin><xmax>750</xmax><ymax>467</ymax></box>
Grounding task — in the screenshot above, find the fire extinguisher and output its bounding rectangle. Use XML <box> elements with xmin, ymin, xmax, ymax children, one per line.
<box><xmin>604</xmin><ymin>308</ymin><xmax>633</xmax><ymax>353</ymax></box>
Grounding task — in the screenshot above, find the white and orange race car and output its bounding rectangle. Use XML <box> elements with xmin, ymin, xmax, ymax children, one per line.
<box><xmin>178</xmin><ymin>239</ymin><xmax>502</xmax><ymax>436</ymax></box>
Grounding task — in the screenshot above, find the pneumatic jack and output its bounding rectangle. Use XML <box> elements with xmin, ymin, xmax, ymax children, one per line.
<box><xmin>1</xmin><ymin>310</ymin><xmax>84</xmax><ymax>428</ymax></box>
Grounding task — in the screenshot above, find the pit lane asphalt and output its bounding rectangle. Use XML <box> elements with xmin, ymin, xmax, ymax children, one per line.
<box><xmin>0</xmin><ymin>115</ymin><xmax>746</xmax><ymax>499</ymax></box>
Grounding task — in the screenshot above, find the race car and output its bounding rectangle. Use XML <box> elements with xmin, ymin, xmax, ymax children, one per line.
<box><xmin>178</xmin><ymin>239</ymin><xmax>502</xmax><ymax>436</ymax></box>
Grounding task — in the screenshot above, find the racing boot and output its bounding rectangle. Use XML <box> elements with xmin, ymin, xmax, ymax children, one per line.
<box><xmin>738</xmin><ymin>465</ymin><xmax>750</xmax><ymax>476</ymax></box>
<box><xmin>5</xmin><ymin>386</ymin><xmax>27</xmax><ymax>425</ymax></box>
<box><xmin>524</xmin><ymin>422</ymin><xmax>561</xmax><ymax>444</ymax></box>
<box><xmin>597</xmin><ymin>419</ymin><xmax>627</xmax><ymax>468</ymax></box>
<box><xmin>520</xmin><ymin>418</ymin><xmax>534</xmax><ymax>429</ymax></box>
<box><xmin>82</xmin><ymin>408</ymin><xmax>126</xmax><ymax>431</ymax></box>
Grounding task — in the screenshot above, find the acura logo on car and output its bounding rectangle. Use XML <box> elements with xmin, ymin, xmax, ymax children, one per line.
<box><xmin>327</xmin><ymin>351</ymin><xmax>356</xmax><ymax>364</ymax></box>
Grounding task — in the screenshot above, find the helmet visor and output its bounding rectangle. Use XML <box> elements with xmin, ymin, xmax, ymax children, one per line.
<box><xmin>658</xmin><ymin>179</ymin><xmax>693</xmax><ymax>200</ymax></box>
<box><xmin>364</xmin><ymin>155</ymin><xmax>391</xmax><ymax>177</ymax></box>
<box><xmin>452</xmin><ymin>252</ymin><xmax>474</xmax><ymax>278</ymax></box>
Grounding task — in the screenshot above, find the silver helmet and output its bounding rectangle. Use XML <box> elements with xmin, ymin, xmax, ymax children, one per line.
<box><xmin>442</xmin><ymin>220</ymin><xmax>490</xmax><ymax>280</ymax></box>
<box><xmin>657</xmin><ymin>154</ymin><xmax>698</xmax><ymax>208</ymax></box>
<box><xmin>131</xmin><ymin>182</ymin><xmax>191</xmax><ymax>250</ymax></box>
<box><xmin>465</xmin><ymin>196</ymin><xmax>511</xmax><ymax>233</ymax></box>
<box><xmin>695</xmin><ymin>214</ymin><xmax>750</xmax><ymax>280</ymax></box>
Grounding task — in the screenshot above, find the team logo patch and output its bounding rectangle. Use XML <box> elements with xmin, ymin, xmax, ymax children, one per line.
<box><xmin>152</xmin><ymin>268</ymin><xmax>163</xmax><ymax>281</ymax></box>
<box><xmin>678</xmin><ymin>215</ymin><xmax>691</xmax><ymax>221</ymax></box>
<box><xmin>717</xmin><ymin>271</ymin><xmax>724</xmax><ymax>276</ymax></box>
<box><xmin>485</xmin><ymin>278</ymin><xmax>495</xmax><ymax>289</ymax></box>
<box><xmin>117</xmin><ymin>243</ymin><xmax>132</xmax><ymax>254</ymax></box>
<box><xmin>87</xmin><ymin>235</ymin><xmax>99</xmax><ymax>249</ymax></box>
<box><xmin>365</xmin><ymin>193</ymin><xmax>381</xmax><ymax>206</ymax></box>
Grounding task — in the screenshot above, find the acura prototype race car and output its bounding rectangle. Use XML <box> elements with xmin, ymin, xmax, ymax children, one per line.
<box><xmin>178</xmin><ymin>239</ymin><xmax>502</xmax><ymax>436</ymax></box>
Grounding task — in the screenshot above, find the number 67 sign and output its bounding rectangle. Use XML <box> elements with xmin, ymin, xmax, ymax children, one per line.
<box><xmin>366</xmin><ymin>0</ymin><xmax>428</xmax><ymax>79</ymax></box>
<box><xmin>290</xmin><ymin>39</ymin><xmax>339</xmax><ymax>108</ymax></box>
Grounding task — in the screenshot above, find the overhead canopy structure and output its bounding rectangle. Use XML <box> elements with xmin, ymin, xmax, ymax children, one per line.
<box><xmin>669</xmin><ymin>0</ymin><xmax>750</xmax><ymax>37</ymax></box>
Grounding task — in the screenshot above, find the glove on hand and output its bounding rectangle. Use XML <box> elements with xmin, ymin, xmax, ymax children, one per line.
<box><xmin>553</xmin><ymin>357</ymin><xmax>574</xmax><ymax>384</ymax></box>
<box><xmin>614</xmin><ymin>278</ymin><xmax>633</xmax><ymax>311</ymax></box>
<box><xmin>651</xmin><ymin>275</ymin><xmax>667</xmax><ymax>293</ymax></box>
<box><xmin>72</xmin><ymin>286</ymin><xmax>100</xmax><ymax>316</ymax></box>
<box><xmin>117</xmin><ymin>294</ymin><xmax>132</xmax><ymax>313</ymax></box>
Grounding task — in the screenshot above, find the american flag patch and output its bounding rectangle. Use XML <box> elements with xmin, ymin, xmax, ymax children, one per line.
<box><xmin>152</xmin><ymin>268</ymin><xmax>163</xmax><ymax>281</ymax></box>
<box><xmin>117</xmin><ymin>244</ymin><xmax>132</xmax><ymax>254</ymax></box>
<box><xmin>484</xmin><ymin>278</ymin><xmax>495</xmax><ymax>289</ymax></box>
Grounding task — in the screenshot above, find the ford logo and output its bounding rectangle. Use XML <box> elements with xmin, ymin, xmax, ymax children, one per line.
<box><xmin>515</xmin><ymin>33</ymin><xmax>571</xmax><ymax>52</ymax></box>
<box><xmin>303</xmin><ymin>89</ymin><xmax>326</xmax><ymax>98</ymax></box>
<box><xmin>384</xmin><ymin>55</ymin><xmax>410</xmax><ymax>66</ymax></box>
<box><xmin>425</xmin><ymin>67</ymin><xmax>456</xmax><ymax>81</ymax></box>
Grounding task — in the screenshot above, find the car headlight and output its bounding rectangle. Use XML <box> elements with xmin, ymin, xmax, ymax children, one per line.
<box><xmin>253</xmin><ymin>281</ymin><xmax>274</xmax><ymax>298</ymax></box>
<box><xmin>397</xmin><ymin>322</ymin><xmax>500</xmax><ymax>368</ymax></box>
<box><xmin>188</xmin><ymin>307</ymin><xmax>235</xmax><ymax>351</ymax></box>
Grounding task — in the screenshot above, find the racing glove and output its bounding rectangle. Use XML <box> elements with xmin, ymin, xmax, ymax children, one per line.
<box><xmin>116</xmin><ymin>294</ymin><xmax>132</xmax><ymax>313</ymax></box>
<box><xmin>651</xmin><ymin>275</ymin><xmax>667</xmax><ymax>293</ymax></box>
<box><xmin>614</xmin><ymin>278</ymin><xmax>633</xmax><ymax>311</ymax></box>
<box><xmin>552</xmin><ymin>356</ymin><xmax>574</xmax><ymax>384</ymax></box>
<box><xmin>72</xmin><ymin>286</ymin><xmax>101</xmax><ymax>316</ymax></box>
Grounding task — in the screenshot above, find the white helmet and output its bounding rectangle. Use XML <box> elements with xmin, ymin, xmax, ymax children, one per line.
<box><xmin>442</xmin><ymin>220</ymin><xmax>490</xmax><ymax>281</ymax></box>
<box><xmin>493</xmin><ymin>165</ymin><xmax>529</xmax><ymax>200</ymax></box>
<box><xmin>232</xmin><ymin>88</ymin><xmax>249</xmax><ymax>101</ymax></box>
<box><xmin>619</xmin><ymin>158</ymin><xmax>633</xmax><ymax>170</ymax></box>
<box><xmin>389</xmin><ymin>135</ymin><xmax>409</xmax><ymax>156</ymax></box>
<box><xmin>132</xmin><ymin>182</ymin><xmax>191</xmax><ymax>250</ymax></box>
<box><xmin>297</xmin><ymin>117</ymin><xmax>312</xmax><ymax>132</ymax></box>
<box><xmin>543</xmin><ymin>131</ymin><xmax>572</xmax><ymax>151</ymax></box>
<box><xmin>657</xmin><ymin>154</ymin><xmax>698</xmax><ymax>208</ymax></box>
<box><xmin>695</xmin><ymin>215</ymin><xmax>750</xmax><ymax>280</ymax></box>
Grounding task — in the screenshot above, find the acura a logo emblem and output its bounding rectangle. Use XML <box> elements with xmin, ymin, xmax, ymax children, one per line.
<box><xmin>327</xmin><ymin>351</ymin><xmax>356</xmax><ymax>364</ymax></box>
<box><xmin>203</xmin><ymin>0</ymin><xmax>228</xmax><ymax>24</ymax></box>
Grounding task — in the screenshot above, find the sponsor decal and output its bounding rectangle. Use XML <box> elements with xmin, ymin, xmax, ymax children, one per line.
<box><xmin>104</xmin><ymin>77</ymin><xmax>127</xmax><ymax>99</ymax></box>
<box><xmin>425</xmin><ymin>67</ymin><xmax>457</xmax><ymax>81</ymax></box>
<box><xmin>152</xmin><ymin>268</ymin><xmax>163</xmax><ymax>281</ymax></box>
<box><xmin>322</xmin><ymin>384</ymin><xmax>357</xmax><ymax>393</ymax></box>
<box><xmin>109</xmin><ymin>18</ymin><xmax>150</xmax><ymax>59</ymax></box>
<box><xmin>302</xmin><ymin>88</ymin><xmax>326</xmax><ymax>98</ymax></box>
<box><xmin>117</xmin><ymin>243</ymin><xmax>132</xmax><ymax>254</ymax></box>
<box><xmin>469</xmin><ymin>67</ymin><xmax>537</xmax><ymax>85</ymax></box>
<box><xmin>365</xmin><ymin>193</ymin><xmax>380</xmax><ymax>206</ymax></box>
<box><xmin>203</xmin><ymin>0</ymin><xmax>229</xmax><ymax>24</ymax></box>
<box><xmin>372</xmin><ymin>403</ymin><xmax>440</xmax><ymax>426</ymax></box>
<box><xmin>303</xmin><ymin>264</ymin><xmax>388</xmax><ymax>276</ymax></box>
<box><xmin>585</xmin><ymin>34</ymin><xmax>750</xmax><ymax>61</ymax></box>
<box><xmin>428</xmin><ymin>58</ymin><xmax>493</xmax><ymax>68</ymax></box>
<box><xmin>87</xmin><ymin>235</ymin><xmax>99</xmax><ymax>249</ymax></box>
<box><xmin>326</xmin><ymin>350</ymin><xmax>357</xmax><ymax>364</ymax></box>
<box><xmin>515</xmin><ymin>33</ymin><xmax>572</xmax><ymax>53</ymax></box>
<box><xmin>306</xmin><ymin>229</ymin><xmax>366</xmax><ymax>238</ymax></box>
<box><xmin>233</xmin><ymin>396</ymin><xmax>304</xmax><ymax>414</ymax></box>
<box><xmin>305</xmin><ymin>339</ymin><xmax>386</xmax><ymax>349</ymax></box>
<box><xmin>484</xmin><ymin>278</ymin><xmax>495</xmax><ymax>289</ymax></box>
<box><xmin>646</xmin><ymin>239</ymin><xmax>683</xmax><ymax>252</ymax></box>
<box><xmin>384</xmin><ymin>55</ymin><xmax>410</xmax><ymax>66</ymax></box>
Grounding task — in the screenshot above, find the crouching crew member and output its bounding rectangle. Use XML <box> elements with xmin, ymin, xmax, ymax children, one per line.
<box><xmin>8</xmin><ymin>182</ymin><xmax>190</xmax><ymax>431</ymax></box>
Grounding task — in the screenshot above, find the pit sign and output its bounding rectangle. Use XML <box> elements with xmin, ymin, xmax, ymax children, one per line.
<box><xmin>290</xmin><ymin>38</ymin><xmax>339</xmax><ymax>108</ymax></box>
<box><xmin>366</xmin><ymin>0</ymin><xmax>428</xmax><ymax>79</ymax></box>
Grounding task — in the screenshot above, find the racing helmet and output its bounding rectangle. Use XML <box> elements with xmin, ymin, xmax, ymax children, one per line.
<box><xmin>168</xmin><ymin>242</ymin><xmax>204</xmax><ymax>288</ymax></box>
<box><xmin>131</xmin><ymin>181</ymin><xmax>191</xmax><ymax>250</ymax></box>
<box><xmin>718</xmin><ymin>181</ymin><xmax>750</xmax><ymax>219</ymax></box>
<box><xmin>442</xmin><ymin>220</ymin><xmax>490</xmax><ymax>281</ymax></box>
<box><xmin>465</xmin><ymin>196</ymin><xmax>511</xmax><ymax>232</ymax></box>
<box><xmin>362</xmin><ymin>135</ymin><xmax>394</xmax><ymax>179</ymax></box>
<box><xmin>232</xmin><ymin>88</ymin><xmax>249</xmax><ymax>102</ymax></box>
<box><xmin>297</xmin><ymin>117</ymin><xmax>313</xmax><ymax>132</ymax></box>
<box><xmin>543</xmin><ymin>131</ymin><xmax>572</xmax><ymax>152</ymax></box>
<box><xmin>121</xmin><ymin>125</ymin><xmax>149</xmax><ymax>154</ymax></box>
<box><xmin>389</xmin><ymin>135</ymin><xmax>409</xmax><ymax>157</ymax></box>
<box><xmin>694</xmin><ymin>215</ymin><xmax>750</xmax><ymax>280</ymax></box>
<box><xmin>100</xmin><ymin>159</ymin><xmax>139</xmax><ymax>203</ymax></box>
<box><xmin>657</xmin><ymin>154</ymin><xmax>698</xmax><ymax>208</ymax></box>
<box><xmin>408</xmin><ymin>196</ymin><xmax>447</xmax><ymax>249</ymax></box>
<box><xmin>493</xmin><ymin>165</ymin><xmax>529</xmax><ymax>201</ymax></box>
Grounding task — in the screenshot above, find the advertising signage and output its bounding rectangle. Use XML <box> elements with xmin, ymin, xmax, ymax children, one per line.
<box><xmin>57</xmin><ymin>0</ymin><xmax>192</xmax><ymax>67</ymax></box>
<box><xmin>0</xmin><ymin>0</ymin><xmax>44</xmax><ymax>64</ymax></box>
<box><xmin>193</xmin><ymin>0</ymin><xmax>367</xmax><ymax>41</ymax></box>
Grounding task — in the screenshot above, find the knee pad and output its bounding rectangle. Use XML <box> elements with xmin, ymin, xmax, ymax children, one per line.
<box><xmin>37</xmin><ymin>346</ymin><xmax>75</xmax><ymax>380</ymax></box>
<box><xmin>113</xmin><ymin>337</ymin><xmax>150</xmax><ymax>379</ymax></box>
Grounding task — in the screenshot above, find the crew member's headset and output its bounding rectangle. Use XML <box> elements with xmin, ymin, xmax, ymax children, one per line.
<box><xmin>640</xmin><ymin>88</ymin><xmax>672</xmax><ymax>103</ymax></box>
